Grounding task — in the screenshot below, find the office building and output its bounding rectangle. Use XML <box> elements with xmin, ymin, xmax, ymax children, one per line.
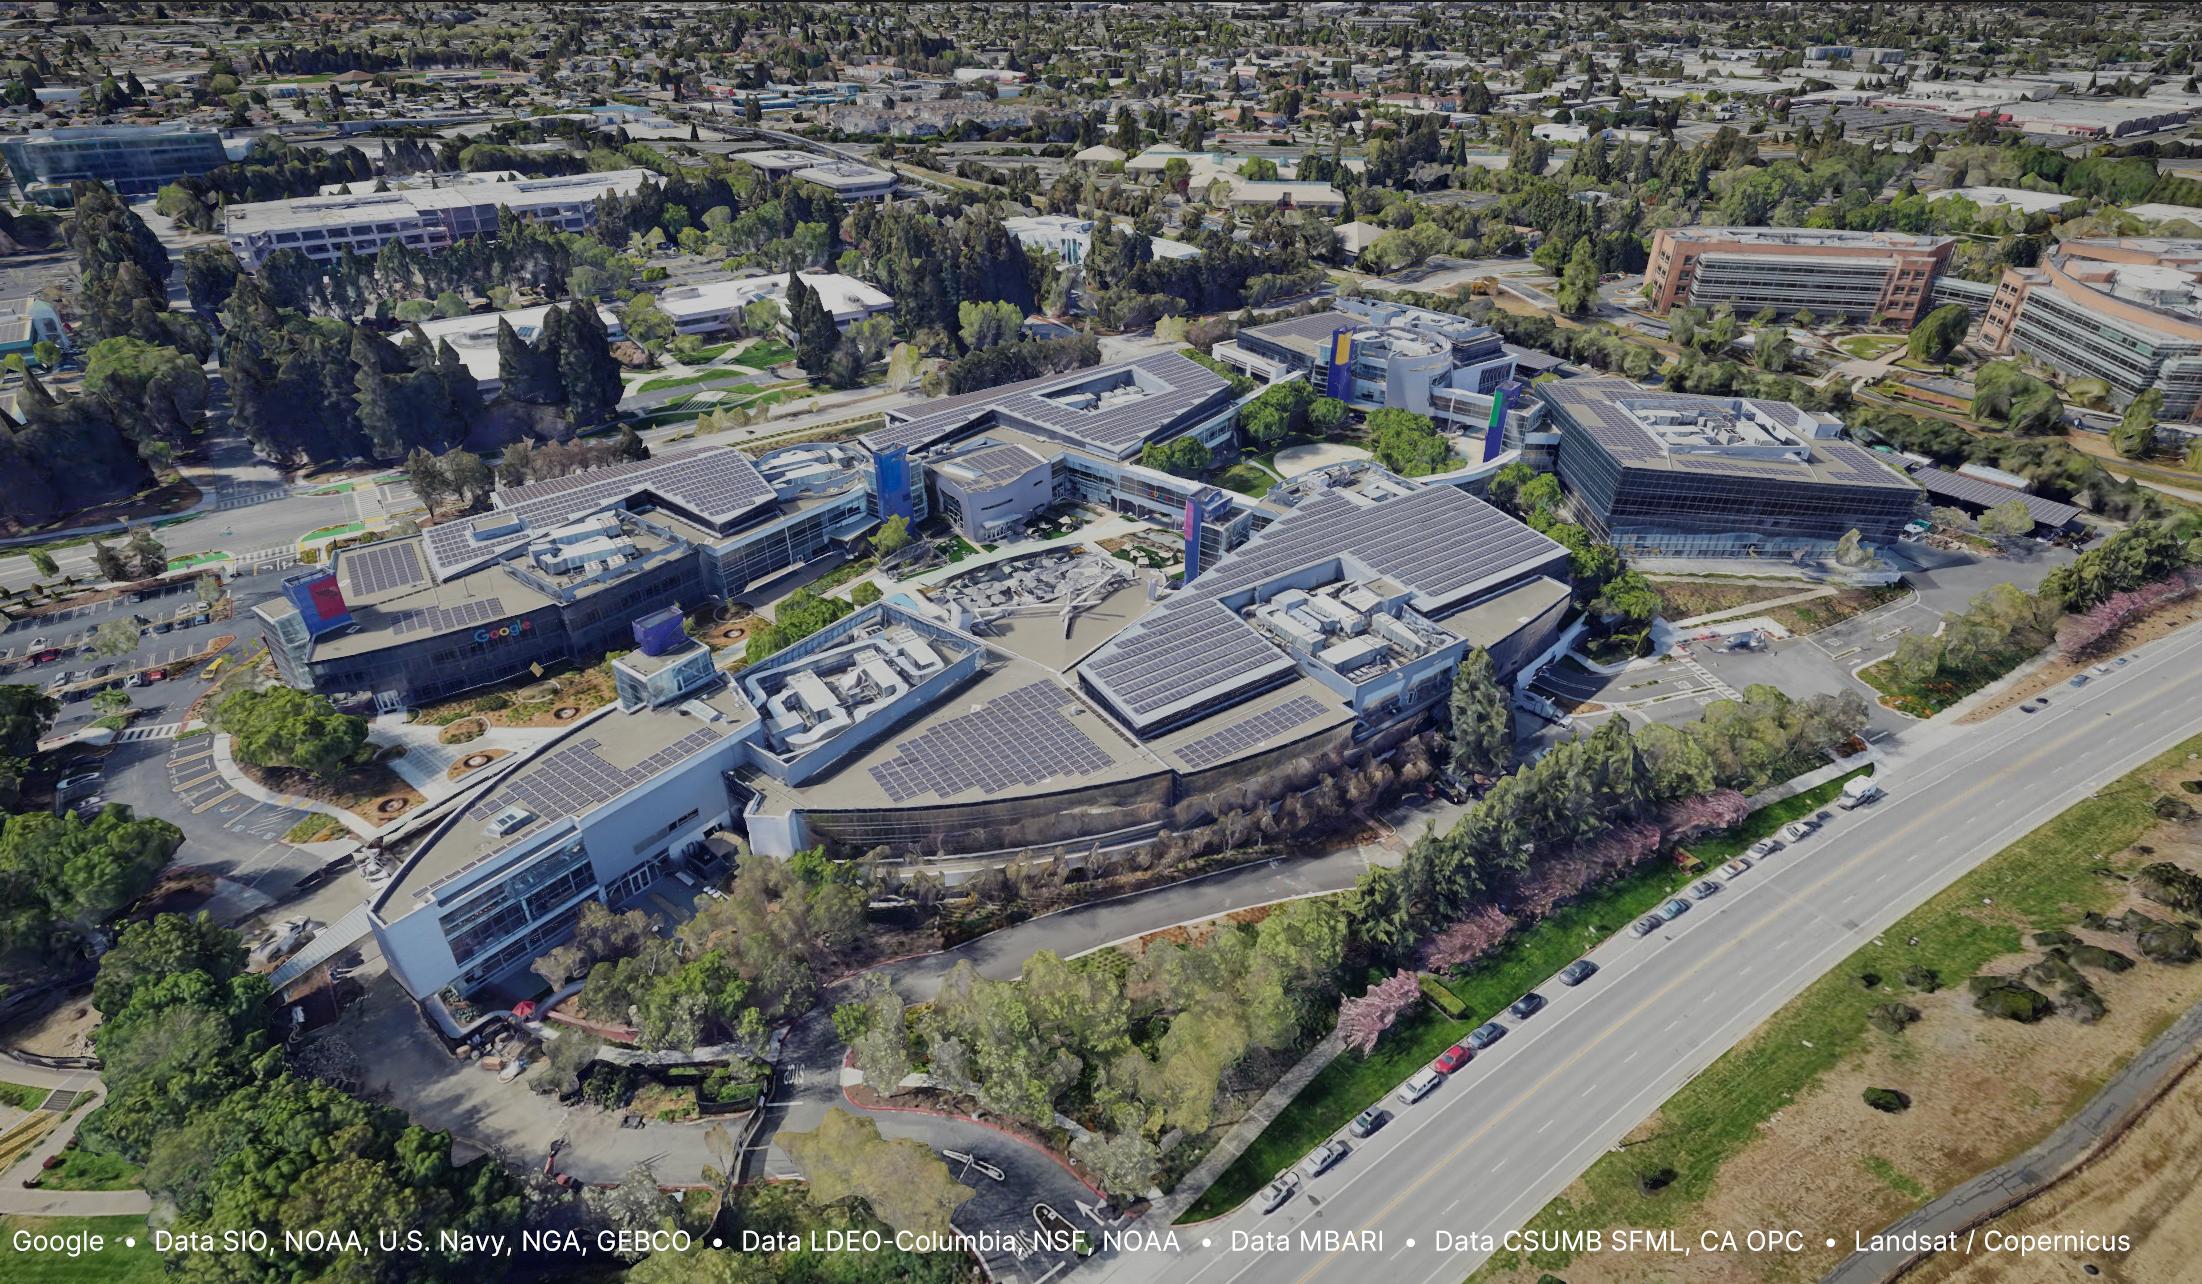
<box><xmin>368</xmin><ymin>477</ymin><xmax>1571</xmax><ymax>1002</ymax></box>
<box><xmin>223</xmin><ymin>169</ymin><xmax>652</xmax><ymax>268</ymax></box>
<box><xmin>1</xmin><ymin>125</ymin><xmax>230</xmax><ymax>203</ymax></box>
<box><xmin>1215</xmin><ymin>298</ymin><xmax>1542</xmax><ymax>467</ymax></box>
<box><xmin>254</xmin><ymin>443</ymin><xmax>876</xmax><ymax>709</ymax></box>
<box><xmin>1002</xmin><ymin>214</ymin><xmax>1201</xmax><ymax>266</ymax></box>
<box><xmin>652</xmin><ymin>272</ymin><xmax>895</xmax><ymax>336</ymax></box>
<box><xmin>1542</xmin><ymin>379</ymin><xmax>1921</xmax><ymax>558</ymax></box>
<box><xmin>1979</xmin><ymin>239</ymin><xmax>2202</xmax><ymax>420</ymax></box>
<box><xmin>1643</xmin><ymin>227</ymin><xmax>1956</xmax><ymax>326</ymax></box>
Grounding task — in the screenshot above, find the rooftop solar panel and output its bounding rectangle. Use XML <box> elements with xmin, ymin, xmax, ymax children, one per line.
<box><xmin>341</xmin><ymin>540</ymin><xmax>426</xmax><ymax>598</ymax></box>
<box><xmin>862</xmin><ymin>351</ymin><xmax>1230</xmax><ymax>461</ymax></box>
<box><xmin>1174</xmin><ymin>694</ymin><xmax>1330</xmax><ymax>770</ymax></box>
<box><xmin>864</xmin><ymin>681</ymin><xmax>1118</xmax><ymax>802</ymax></box>
<box><xmin>390</xmin><ymin>596</ymin><xmax>506</xmax><ymax>637</ymax></box>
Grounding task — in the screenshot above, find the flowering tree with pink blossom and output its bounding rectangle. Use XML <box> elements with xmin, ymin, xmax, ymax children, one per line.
<box><xmin>1656</xmin><ymin>789</ymin><xmax>1750</xmax><ymax>844</ymax></box>
<box><xmin>1337</xmin><ymin>970</ymin><xmax>1422</xmax><ymax>1056</ymax></box>
<box><xmin>1512</xmin><ymin>821</ymin><xmax>1664</xmax><ymax>918</ymax></box>
<box><xmin>2057</xmin><ymin>570</ymin><xmax>2198</xmax><ymax>661</ymax></box>
<box><xmin>1418</xmin><ymin>904</ymin><xmax>1516</xmax><ymax>972</ymax></box>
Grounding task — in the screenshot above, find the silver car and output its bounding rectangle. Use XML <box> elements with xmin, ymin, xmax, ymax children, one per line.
<box><xmin>1300</xmin><ymin>1140</ymin><xmax>1349</xmax><ymax>1179</ymax></box>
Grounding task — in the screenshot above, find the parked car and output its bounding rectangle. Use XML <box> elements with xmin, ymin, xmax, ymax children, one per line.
<box><xmin>1558</xmin><ymin>959</ymin><xmax>1598</xmax><ymax>987</ymax></box>
<box><xmin>152</xmin><ymin>622</ymin><xmax>174</xmax><ymax>635</ymax></box>
<box><xmin>1300</xmin><ymin>1140</ymin><xmax>1349</xmax><ymax>1179</ymax></box>
<box><xmin>1748</xmin><ymin>838</ymin><xmax>1783</xmax><ymax>858</ymax></box>
<box><xmin>1397</xmin><ymin>1068</ymin><xmax>1444</xmax><ymax>1105</ymax></box>
<box><xmin>1691</xmin><ymin>879</ymin><xmax>1723</xmax><ymax>901</ymax></box>
<box><xmin>124</xmin><ymin>673</ymin><xmax>144</xmax><ymax>688</ymax></box>
<box><xmin>1508</xmin><ymin>992</ymin><xmax>1547</xmax><ymax>1021</ymax></box>
<box><xmin>55</xmin><ymin>772</ymin><xmax>102</xmax><ymax>795</ymax></box>
<box><xmin>1432</xmin><ymin>1043</ymin><xmax>1474</xmax><ymax>1074</ymax></box>
<box><xmin>30</xmin><ymin>649</ymin><xmax>59</xmax><ymax>666</ymax></box>
<box><xmin>1348</xmin><ymin>1108</ymin><xmax>1388</xmax><ymax>1138</ymax></box>
<box><xmin>144</xmin><ymin>668</ymin><xmax>165</xmax><ymax>682</ymax></box>
<box><xmin>190</xmin><ymin>613</ymin><xmax>210</xmax><ymax>626</ymax></box>
<box><xmin>1466</xmin><ymin>1021</ymin><xmax>1507</xmax><ymax>1050</ymax></box>
<box><xmin>28</xmin><ymin>636</ymin><xmax>46</xmax><ymax>650</ymax></box>
<box><xmin>1780</xmin><ymin>820</ymin><xmax>1816</xmax><ymax>844</ymax></box>
<box><xmin>2089</xmin><ymin>663</ymin><xmax>2111</xmax><ymax>676</ymax></box>
<box><xmin>1631</xmin><ymin>915</ymin><xmax>1663</xmax><ymax>938</ymax></box>
<box><xmin>1660</xmin><ymin>897</ymin><xmax>1692</xmax><ymax>921</ymax></box>
<box><xmin>1260</xmin><ymin>1172</ymin><xmax>1302</xmax><ymax>1214</ymax></box>
<box><xmin>2021</xmin><ymin>698</ymin><xmax>2048</xmax><ymax>713</ymax></box>
<box><xmin>1718</xmin><ymin>858</ymin><xmax>1752</xmax><ymax>881</ymax></box>
<box><xmin>2115</xmin><ymin>656</ymin><xmax>2131</xmax><ymax>667</ymax></box>
<box><xmin>88</xmin><ymin>664</ymin><xmax>113</xmax><ymax>679</ymax></box>
<box><xmin>2068</xmin><ymin>674</ymin><xmax>2089</xmax><ymax>688</ymax></box>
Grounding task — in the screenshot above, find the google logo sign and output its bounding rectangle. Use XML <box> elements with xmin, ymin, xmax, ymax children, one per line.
<box><xmin>474</xmin><ymin>620</ymin><xmax>534</xmax><ymax>644</ymax></box>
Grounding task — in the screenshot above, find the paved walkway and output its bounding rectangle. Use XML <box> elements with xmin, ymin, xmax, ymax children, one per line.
<box><xmin>1150</xmin><ymin>1032</ymin><xmax>1345</xmax><ymax>1226</ymax></box>
<box><xmin>1824</xmin><ymin>993</ymin><xmax>2202</xmax><ymax>1284</ymax></box>
<box><xmin>0</xmin><ymin>1079</ymin><xmax>153</xmax><ymax>1218</ymax></box>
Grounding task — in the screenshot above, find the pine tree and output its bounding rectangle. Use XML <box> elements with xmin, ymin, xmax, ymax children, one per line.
<box><xmin>1448</xmin><ymin>647</ymin><xmax>1513</xmax><ymax>781</ymax></box>
<box><xmin>787</xmin><ymin>273</ymin><xmax>840</xmax><ymax>378</ymax></box>
<box><xmin>495</xmin><ymin>315</ymin><xmax>562</xmax><ymax>405</ymax></box>
<box><xmin>556</xmin><ymin>303</ymin><xmax>623</xmax><ymax>430</ymax></box>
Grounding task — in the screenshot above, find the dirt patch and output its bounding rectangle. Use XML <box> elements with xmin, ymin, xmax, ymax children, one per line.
<box><xmin>1765</xmin><ymin>583</ymin><xmax>1908</xmax><ymax>635</ymax></box>
<box><xmin>1960</xmin><ymin>601</ymin><xmax>2202</xmax><ymax>725</ymax></box>
<box><xmin>1904</xmin><ymin>1054</ymin><xmax>2202</xmax><ymax>1284</ymax></box>
<box><xmin>0</xmin><ymin>996</ymin><xmax>101</xmax><ymax>1059</ymax></box>
<box><xmin>448</xmin><ymin>748</ymin><xmax>511</xmax><ymax>780</ymax></box>
<box><xmin>1652</xmin><ymin>579</ymin><xmax>1803</xmax><ymax>621</ymax></box>
<box><xmin>1500</xmin><ymin>763</ymin><xmax>2202</xmax><ymax>1284</ymax></box>
<box><xmin>439</xmin><ymin>716</ymin><xmax>487</xmax><ymax>745</ymax></box>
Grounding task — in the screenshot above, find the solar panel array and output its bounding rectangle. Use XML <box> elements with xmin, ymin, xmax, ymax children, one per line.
<box><xmin>861</xmin><ymin>351</ymin><xmax>1230</xmax><ymax>461</ymax></box>
<box><xmin>1174</xmin><ymin>694</ymin><xmax>1330</xmax><ymax>770</ymax></box>
<box><xmin>1816</xmin><ymin>440</ymin><xmax>1916</xmax><ymax>490</ymax></box>
<box><xmin>1081</xmin><ymin>485</ymin><xmax>1567</xmax><ymax>728</ymax></box>
<box><xmin>341</xmin><ymin>541</ymin><xmax>426</xmax><ymax>598</ymax></box>
<box><xmin>944</xmin><ymin>443</ymin><xmax>1047</xmax><ymax>488</ymax></box>
<box><xmin>390</xmin><ymin>597</ymin><xmax>505</xmax><ymax>637</ymax></box>
<box><xmin>866</xmin><ymin>681</ymin><xmax>1116</xmax><ymax>802</ymax></box>
<box><xmin>423</xmin><ymin>446</ymin><xmax>776</xmax><ymax>580</ymax></box>
<box><xmin>1910</xmin><ymin>465</ymin><xmax>2079</xmax><ymax>526</ymax></box>
<box><xmin>474</xmin><ymin>727</ymin><xmax>727</xmax><ymax>828</ymax></box>
<box><xmin>1081</xmin><ymin>601</ymin><xmax>1296</xmax><ymax>723</ymax></box>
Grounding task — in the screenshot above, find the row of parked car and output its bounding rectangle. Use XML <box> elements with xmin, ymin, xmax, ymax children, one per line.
<box><xmin>1259</xmin><ymin>961</ymin><xmax>1602</xmax><ymax>1213</ymax></box>
<box><xmin>1261</xmin><ymin>784</ymin><xmax>1901</xmax><ymax>1215</ymax></box>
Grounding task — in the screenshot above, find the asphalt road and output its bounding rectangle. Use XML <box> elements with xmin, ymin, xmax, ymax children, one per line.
<box><xmin>1088</xmin><ymin>619</ymin><xmax>2202</xmax><ymax>1284</ymax></box>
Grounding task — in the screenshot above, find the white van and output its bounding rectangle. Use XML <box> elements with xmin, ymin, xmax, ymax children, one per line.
<box><xmin>1397</xmin><ymin>1068</ymin><xmax>1444</xmax><ymax>1106</ymax></box>
<box><xmin>1837</xmin><ymin>778</ymin><xmax>1884</xmax><ymax>810</ymax></box>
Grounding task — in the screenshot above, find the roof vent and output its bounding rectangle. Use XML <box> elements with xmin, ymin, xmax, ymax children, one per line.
<box><xmin>484</xmin><ymin>805</ymin><xmax>535</xmax><ymax>837</ymax></box>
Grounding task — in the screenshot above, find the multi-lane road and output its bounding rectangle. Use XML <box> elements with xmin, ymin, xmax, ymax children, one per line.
<box><xmin>1092</xmin><ymin>619</ymin><xmax>2202</xmax><ymax>1284</ymax></box>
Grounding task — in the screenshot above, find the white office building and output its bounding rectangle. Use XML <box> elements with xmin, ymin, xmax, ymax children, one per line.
<box><xmin>653</xmin><ymin>272</ymin><xmax>895</xmax><ymax>336</ymax></box>
<box><xmin>223</xmin><ymin>169</ymin><xmax>653</xmax><ymax>268</ymax></box>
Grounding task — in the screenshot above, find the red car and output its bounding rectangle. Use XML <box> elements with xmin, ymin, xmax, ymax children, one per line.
<box><xmin>1432</xmin><ymin>1043</ymin><xmax>1474</xmax><ymax>1074</ymax></box>
<box><xmin>31</xmin><ymin>649</ymin><xmax>60</xmax><ymax>666</ymax></box>
<box><xmin>144</xmin><ymin>668</ymin><xmax>166</xmax><ymax>682</ymax></box>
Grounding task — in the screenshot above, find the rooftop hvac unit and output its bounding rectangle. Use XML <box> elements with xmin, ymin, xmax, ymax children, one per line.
<box><xmin>484</xmin><ymin>805</ymin><xmax>535</xmax><ymax>837</ymax></box>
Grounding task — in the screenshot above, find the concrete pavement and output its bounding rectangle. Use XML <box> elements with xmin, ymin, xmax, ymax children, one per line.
<box><xmin>1082</xmin><ymin>616</ymin><xmax>2202</xmax><ymax>1284</ymax></box>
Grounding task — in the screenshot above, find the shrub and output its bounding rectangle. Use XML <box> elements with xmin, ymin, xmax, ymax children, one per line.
<box><xmin>1417</xmin><ymin>974</ymin><xmax>1469</xmax><ymax>1019</ymax></box>
<box><xmin>1862</xmin><ymin>1087</ymin><xmax>1911</xmax><ymax>1113</ymax></box>
<box><xmin>2138</xmin><ymin>922</ymin><xmax>2199</xmax><ymax>964</ymax></box>
<box><xmin>2033</xmin><ymin>930</ymin><xmax>2078</xmax><ymax>948</ymax></box>
<box><xmin>2060</xmin><ymin>986</ymin><xmax>2108</xmax><ymax>1024</ymax></box>
<box><xmin>2068</xmin><ymin>944</ymin><xmax>2135</xmax><ymax>973</ymax></box>
<box><xmin>1857</xmin><ymin>971</ymin><xmax>1882</xmax><ymax>989</ymax></box>
<box><xmin>2155</xmin><ymin>796</ymin><xmax>2200</xmax><ymax>823</ymax></box>
<box><xmin>1971</xmin><ymin>979</ymin><xmax>2054</xmax><ymax>1022</ymax></box>
<box><xmin>1637</xmin><ymin>1166</ymin><xmax>1677</xmax><ymax>1194</ymax></box>
<box><xmin>1901</xmin><ymin>964</ymin><xmax>1941</xmax><ymax>992</ymax></box>
<box><xmin>1867</xmin><ymin>1002</ymin><xmax>1921</xmax><ymax>1036</ymax></box>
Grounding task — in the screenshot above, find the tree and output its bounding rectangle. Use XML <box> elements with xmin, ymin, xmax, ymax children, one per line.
<box><xmin>785</xmin><ymin>273</ymin><xmax>840</xmax><ymax>377</ymax></box>
<box><xmin>82</xmin><ymin>337</ymin><xmax>208</xmax><ymax>447</ymax></box>
<box><xmin>838</xmin><ymin>974</ymin><xmax>911</xmax><ymax>1096</ymax></box>
<box><xmin>406</xmin><ymin>447</ymin><xmax>449</xmax><ymax>514</ymax></box>
<box><xmin>1139</xmin><ymin>435</ymin><xmax>1211</xmax><ymax>477</ymax></box>
<box><xmin>91</xmin><ymin>618</ymin><xmax>141</xmax><ymax>659</ymax></box>
<box><xmin>1977</xmin><ymin>497</ymin><xmax>2037</xmax><ymax>538</ymax></box>
<box><xmin>1337</xmin><ymin>970</ymin><xmax>1421</xmax><ymax>1055</ymax></box>
<box><xmin>1448</xmin><ymin>647</ymin><xmax>1512</xmax><ymax>780</ymax></box>
<box><xmin>557</xmin><ymin>302</ymin><xmax>624</xmax><ymax>429</ymax></box>
<box><xmin>1832</xmin><ymin>528</ymin><xmax>1875</xmax><ymax>568</ymax></box>
<box><xmin>92</xmin><ymin>687</ymin><xmax>131</xmax><ymax>716</ymax></box>
<box><xmin>1367</xmin><ymin>407</ymin><xmax>1450</xmax><ymax>476</ymax></box>
<box><xmin>27</xmin><ymin>550</ymin><xmax>58</xmax><ymax>579</ymax></box>
<box><xmin>1307</xmin><ymin>396</ymin><xmax>1347</xmax><ymax>436</ymax></box>
<box><xmin>622</xmin><ymin>292</ymin><xmax>676</xmax><ymax>357</ymax></box>
<box><xmin>1751</xmin><ymin>325</ymin><xmax>1792</xmax><ymax>372</ymax></box>
<box><xmin>89</xmin><ymin>541</ymin><xmax>129</xmax><ymax>583</ymax></box>
<box><xmin>215</xmin><ymin>687</ymin><xmax>368</xmax><ymax>778</ymax></box>
<box><xmin>616</xmin><ymin>424</ymin><xmax>650</xmax><ymax>462</ymax></box>
<box><xmin>0</xmin><ymin>684</ymin><xmax>57</xmax><ymax>808</ymax></box>
<box><xmin>872</xmin><ymin>513</ymin><xmax>911</xmax><ymax>559</ymax></box>
<box><xmin>0</xmin><ymin>808</ymin><xmax>183</xmax><ymax>950</ymax></box>
<box><xmin>1905</xmin><ymin>302</ymin><xmax>1970</xmax><ymax>365</ymax></box>
<box><xmin>2111</xmin><ymin>388</ymin><xmax>2163</xmax><ymax>459</ymax></box>
<box><xmin>776</xmin><ymin>1108</ymin><xmax>973</xmax><ymax>1238</ymax></box>
<box><xmin>957</xmin><ymin>299</ymin><xmax>1023</xmax><ymax>352</ymax></box>
<box><xmin>1555</xmin><ymin>237</ymin><xmax>1600</xmax><ymax>316</ymax></box>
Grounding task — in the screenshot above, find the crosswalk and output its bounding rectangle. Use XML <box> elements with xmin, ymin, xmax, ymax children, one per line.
<box><xmin>209</xmin><ymin>483</ymin><xmax>288</xmax><ymax>512</ymax></box>
<box><xmin>235</xmin><ymin>546</ymin><xmax>300</xmax><ymax>573</ymax></box>
<box><xmin>116</xmin><ymin>720</ymin><xmax>200</xmax><ymax>743</ymax></box>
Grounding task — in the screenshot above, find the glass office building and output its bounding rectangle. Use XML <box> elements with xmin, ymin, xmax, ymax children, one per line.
<box><xmin>1</xmin><ymin>125</ymin><xmax>229</xmax><ymax>201</ymax></box>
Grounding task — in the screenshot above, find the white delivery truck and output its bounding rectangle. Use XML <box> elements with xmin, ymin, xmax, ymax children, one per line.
<box><xmin>1837</xmin><ymin>777</ymin><xmax>1884</xmax><ymax>810</ymax></box>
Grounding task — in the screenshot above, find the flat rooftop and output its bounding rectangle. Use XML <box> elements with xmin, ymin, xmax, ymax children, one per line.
<box><xmin>381</xmin><ymin>683</ymin><xmax>754</xmax><ymax>908</ymax></box>
<box><xmin>1543</xmin><ymin>380</ymin><xmax>1917</xmax><ymax>490</ymax></box>
<box><xmin>862</xmin><ymin>350</ymin><xmax>1232</xmax><ymax>461</ymax></box>
<box><xmin>1660</xmin><ymin>226</ymin><xmax>1953</xmax><ymax>253</ymax></box>
<box><xmin>225</xmin><ymin>168</ymin><xmax>652</xmax><ymax>235</ymax></box>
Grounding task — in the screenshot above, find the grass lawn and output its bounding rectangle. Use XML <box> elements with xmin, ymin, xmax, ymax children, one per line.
<box><xmin>1652</xmin><ymin>579</ymin><xmax>1800</xmax><ymax>622</ymax></box>
<box><xmin>1764</xmin><ymin>583</ymin><xmax>1907</xmax><ymax>635</ymax></box>
<box><xmin>1178</xmin><ymin>770</ymin><xmax>1868</xmax><ymax>1223</ymax></box>
<box><xmin>1836</xmin><ymin>334</ymin><xmax>1905</xmax><ymax>360</ymax></box>
<box><xmin>1859</xmin><ymin>644</ymin><xmax>2036</xmax><ymax>718</ymax></box>
<box><xmin>1472</xmin><ymin>734</ymin><xmax>2199</xmax><ymax>1281</ymax></box>
<box><xmin>0</xmin><ymin>1080</ymin><xmax>44</xmax><ymax>1111</ymax></box>
<box><xmin>637</xmin><ymin>368</ymin><xmax>750</xmax><ymax>395</ymax></box>
<box><xmin>1215</xmin><ymin>462</ymin><xmax>1277</xmax><ymax>498</ymax></box>
<box><xmin>734</xmin><ymin>338</ymin><xmax>796</xmax><ymax>369</ymax></box>
<box><xmin>36</xmin><ymin>1147</ymin><xmax>143</xmax><ymax>1192</ymax></box>
<box><xmin>0</xmin><ymin>1216</ymin><xmax>160</xmax><ymax>1283</ymax></box>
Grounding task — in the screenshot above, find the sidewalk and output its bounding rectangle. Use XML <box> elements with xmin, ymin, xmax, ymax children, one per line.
<box><xmin>208</xmin><ymin>733</ymin><xmax>380</xmax><ymax>841</ymax></box>
<box><xmin>1142</xmin><ymin>1032</ymin><xmax>1346</xmax><ymax>1227</ymax></box>
<box><xmin>0</xmin><ymin>1083</ymin><xmax>154</xmax><ymax>1218</ymax></box>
